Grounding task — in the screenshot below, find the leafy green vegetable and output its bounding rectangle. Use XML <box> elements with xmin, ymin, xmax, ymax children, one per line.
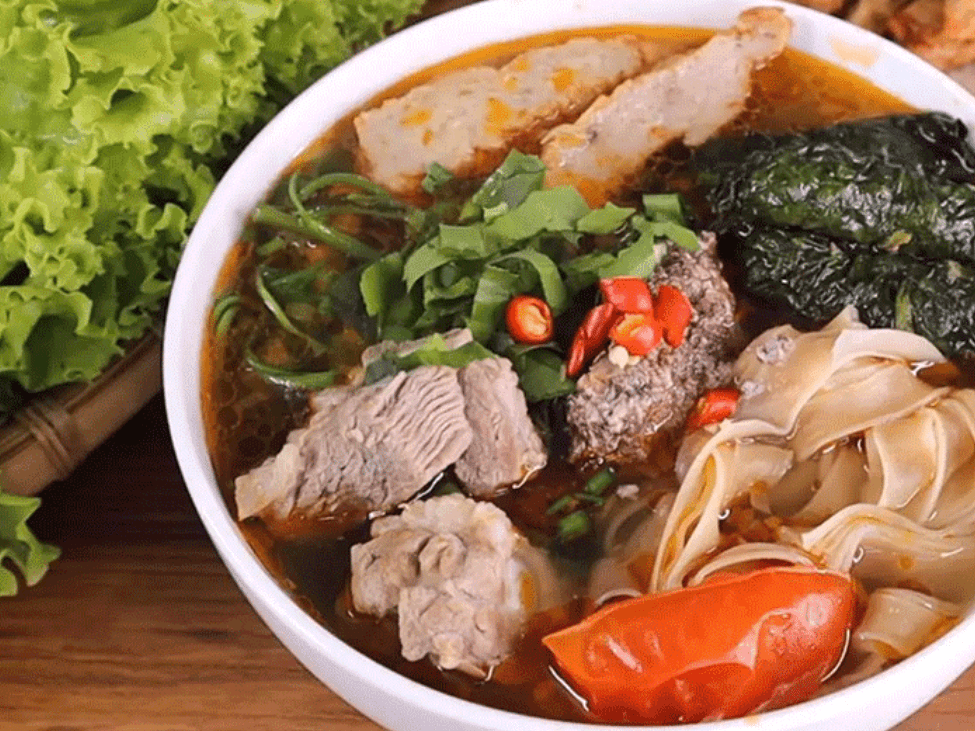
<box><xmin>0</xmin><ymin>0</ymin><xmax>422</xmax><ymax>423</ymax></box>
<box><xmin>698</xmin><ymin>113</ymin><xmax>975</xmax><ymax>358</ymax></box>
<box><xmin>733</xmin><ymin>224</ymin><xmax>975</xmax><ymax>357</ymax></box>
<box><xmin>697</xmin><ymin>113</ymin><xmax>975</xmax><ymax>265</ymax></box>
<box><xmin>461</xmin><ymin>149</ymin><xmax>546</xmax><ymax>220</ymax></box>
<box><xmin>348</xmin><ymin>150</ymin><xmax>699</xmax><ymax>396</ymax></box>
<box><xmin>363</xmin><ymin>334</ymin><xmax>496</xmax><ymax>385</ymax></box>
<box><xmin>506</xmin><ymin>346</ymin><xmax>576</xmax><ymax>402</ymax></box>
<box><xmin>250</xmin><ymin>151</ymin><xmax>699</xmax><ymax>401</ymax></box>
<box><xmin>0</xmin><ymin>489</ymin><xmax>59</xmax><ymax>596</ymax></box>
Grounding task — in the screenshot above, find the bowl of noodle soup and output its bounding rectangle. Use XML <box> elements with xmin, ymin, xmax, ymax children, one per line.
<box><xmin>164</xmin><ymin>0</ymin><xmax>975</xmax><ymax>729</ymax></box>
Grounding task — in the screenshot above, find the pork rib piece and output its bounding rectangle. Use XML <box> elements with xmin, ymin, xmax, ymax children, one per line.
<box><xmin>354</xmin><ymin>36</ymin><xmax>668</xmax><ymax>197</ymax></box>
<box><xmin>350</xmin><ymin>494</ymin><xmax>565</xmax><ymax>677</ymax></box>
<box><xmin>454</xmin><ymin>357</ymin><xmax>547</xmax><ymax>497</ymax></box>
<box><xmin>541</xmin><ymin>7</ymin><xmax>792</xmax><ymax>206</ymax></box>
<box><xmin>234</xmin><ymin>366</ymin><xmax>472</xmax><ymax>522</ymax></box>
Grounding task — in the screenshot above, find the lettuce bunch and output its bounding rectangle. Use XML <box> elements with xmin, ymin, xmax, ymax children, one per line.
<box><xmin>0</xmin><ymin>0</ymin><xmax>421</xmax><ymax>419</ymax></box>
<box><xmin>0</xmin><ymin>0</ymin><xmax>422</xmax><ymax>592</ymax></box>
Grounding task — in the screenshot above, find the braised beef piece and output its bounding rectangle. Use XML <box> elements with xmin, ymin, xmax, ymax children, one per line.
<box><xmin>567</xmin><ymin>233</ymin><xmax>741</xmax><ymax>464</ymax></box>
<box><xmin>234</xmin><ymin>366</ymin><xmax>472</xmax><ymax>522</ymax></box>
<box><xmin>455</xmin><ymin>357</ymin><xmax>547</xmax><ymax>498</ymax></box>
<box><xmin>235</xmin><ymin>330</ymin><xmax>547</xmax><ymax>524</ymax></box>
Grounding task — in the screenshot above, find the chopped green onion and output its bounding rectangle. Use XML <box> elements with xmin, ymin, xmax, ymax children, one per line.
<box><xmin>584</xmin><ymin>467</ymin><xmax>616</xmax><ymax>496</ymax></box>
<box><xmin>299</xmin><ymin>172</ymin><xmax>393</xmax><ymax>200</ymax></box>
<box><xmin>557</xmin><ymin>510</ymin><xmax>591</xmax><ymax>541</ymax></box>
<box><xmin>254</xmin><ymin>268</ymin><xmax>325</xmax><ymax>354</ymax></box>
<box><xmin>546</xmin><ymin>494</ymin><xmax>576</xmax><ymax>516</ymax></box>
<box><xmin>212</xmin><ymin>293</ymin><xmax>242</xmax><ymax>336</ymax></box>
<box><xmin>257</xmin><ymin>235</ymin><xmax>288</xmax><ymax>257</ymax></box>
<box><xmin>574</xmin><ymin>492</ymin><xmax>606</xmax><ymax>506</ymax></box>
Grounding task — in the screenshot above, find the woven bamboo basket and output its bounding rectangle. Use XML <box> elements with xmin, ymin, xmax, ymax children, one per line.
<box><xmin>0</xmin><ymin>334</ymin><xmax>162</xmax><ymax>497</ymax></box>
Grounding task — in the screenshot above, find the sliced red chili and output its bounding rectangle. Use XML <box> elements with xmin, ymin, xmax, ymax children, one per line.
<box><xmin>686</xmin><ymin>387</ymin><xmax>740</xmax><ymax>431</ymax></box>
<box><xmin>599</xmin><ymin>277</ymin><xmax>655</xmax><ymax>314</ymax></box>
<box><xmin>566</xmin><ymin>303</ymin><xmax>620</xmax><ymax>378</ymax></box>
<box><xmin>506</xmin><ymin>295</ymin><xmax>553</xmax><ymax>344</ymax></box>
<box><xmin>609</xmin><ymin>313</ymin><xmax>662</xmax><ymax>356</ymax></box>
<box><xmin>655</xmin><ymin>284</ymin><xmax>693</xmax><ymax>347</ymax></box>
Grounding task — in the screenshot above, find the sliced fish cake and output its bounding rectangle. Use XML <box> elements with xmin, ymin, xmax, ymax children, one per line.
<box><xmin>541</xmin><ymin>8</ymin><xmax>792</xmax><ymax>206</ymax></box>
<box><xmin>354</xmin><ymin>36</ymin><xmax>668</xmax><ymax>197</ymax></box>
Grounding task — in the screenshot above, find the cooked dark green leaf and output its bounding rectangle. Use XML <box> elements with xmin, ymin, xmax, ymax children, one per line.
<box><xmin>698</xmin><ymin>112</ymin><xmax>975</xmax><ymax>265</ymax></box>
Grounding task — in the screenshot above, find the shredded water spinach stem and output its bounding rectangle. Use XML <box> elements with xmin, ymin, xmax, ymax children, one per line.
<box><xmin>243</xmin><ymin>348</ymin><xmax>337</xmax><ymax>390</ymax></box>
<box><xmin>254</xmin><ymin>266</ymin><xmax>327</xmax><ymax>355</ymax></box>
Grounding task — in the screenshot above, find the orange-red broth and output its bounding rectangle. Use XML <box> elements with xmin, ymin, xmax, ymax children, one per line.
<box><xmin>202</xmin><ymin>27</ymin><xmax>912</xmax><ymax>723</ymax></box>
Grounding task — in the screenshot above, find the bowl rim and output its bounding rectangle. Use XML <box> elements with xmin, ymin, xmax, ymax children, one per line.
<box><xmin>163</xmin><ymin>1</ymin><xmax>975</xmax><ymax>729</ymax></box>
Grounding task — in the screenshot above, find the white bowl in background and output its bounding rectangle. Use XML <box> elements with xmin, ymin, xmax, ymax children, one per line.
<box><xmin>163</xmin><ymin>1</ymin><xmax>975</xmax><ymax>729</ymax></box>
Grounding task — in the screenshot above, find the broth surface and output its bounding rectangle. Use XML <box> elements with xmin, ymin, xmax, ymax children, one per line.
<box><xmin>202</xmin><ymin>26</ymin><xmax>913</xmax><ymax>722</ymax></box>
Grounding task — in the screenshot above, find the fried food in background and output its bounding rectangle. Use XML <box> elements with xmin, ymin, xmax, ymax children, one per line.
<box><xmin>792</xmin><ymin>0</ymin><xmax>975</xmax><ymax>93</ymax></box>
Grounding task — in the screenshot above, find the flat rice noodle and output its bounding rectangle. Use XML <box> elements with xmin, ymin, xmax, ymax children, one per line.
<box><xmin>734</xmin><ymin>319</ymin><xmax>849</xmax><ymax>433</ymax></box>
<box><xmin>790</xmin><ymin>360</ymin><xmax>947</xmax><ymax>460</ymax></box>
<box><xmin>853</xmin><ymin>587</ymin><xmax>962</xmax><ymax>660</ymax></box>
<box><xmin>865</xmin><ymin>408</ymin><xmax>940</xmax><ymax>514</ymax></box>
<box><xmin>794</xmin><ymin>503</ymin><xmax>975</xmax><ymax>603</ymax></box>
<box><xmin>652</xmin><ymin>423</ymin><xmax>793</xmax><ymax>590</ymax></box>
<box><xmin>593</xmin><ymin>491</ymin><xmax>675</xmax><ymax>600</ymax></box>
<box><xmin>925</xmin><ymin>391</ymin><xmax>975</xmax><ymax>528</ymax></box>
<box><xmin>588</xmin><ymin>557</ymin><xmax>643</xmax><ymax>607</ymax></box>
<box><xmin>734</xmin><ymin>307</ymin><xmax>945</xmax><ymax>436</ymax></box>
<box><xmin>870</xmin><ymin>397</ymin><xmax>975</xmax><ymax>525</ymax></box>
<box><xmin>790</xmin><ymin>446</ymin><xmax>870</xmax><ymax>523</ymax></box>
<box><xmin>688</xmin><ymin>542</ymin><xmax>816</xmax><ymax>585</ymax></box>
<box><xmin>928</xmin><ymin>459</ymin><xmax>975</xmax><ymax>530</ymax></box>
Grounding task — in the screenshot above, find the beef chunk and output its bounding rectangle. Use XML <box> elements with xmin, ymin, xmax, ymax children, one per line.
<box><xmin>454</xmin><ymin>357</ymin><xmax>547</xmax><ymax>498</ymax></box>
<box><xmin>567</xmin><ymin>233</ymin><xmax>740</xmax><ymax>463</ymax></box>
<box><xmin>234</xmin><ymin>366</ymin><xmax>472</xmax><ymax>522</ymax></box>
<box><xmin>350</xmin><ymin>494</ymin><xmax>549</xmax><ymax>677</ymax></box>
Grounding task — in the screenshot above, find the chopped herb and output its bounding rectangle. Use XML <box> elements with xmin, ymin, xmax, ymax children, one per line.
<box><xmin>557</xmin><ymin>510</ymin><xmax>592</xmax><ymax>542</ymax></box>
<box><xmin>584</xmin><ymin>467</ymin><xmax>617</xmax><ymax>495</ymax></box>
<box><xmin>546</xmin><ymin>494</ymin><xmax>577</xmax><ymax>516</ymax></box>
<box><xmin>422</xmin><ymin>162</ymin><xmax>456</xmax><ymax>194</ymax></box>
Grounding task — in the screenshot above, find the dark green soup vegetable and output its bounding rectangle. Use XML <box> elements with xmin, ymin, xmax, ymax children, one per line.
<box><xmin>232</xmin><ymin>150</ymin><xmax>699</xmax><ymax>403</ymax></box>
<box><xmin>696</xmin><ymin>112</ymin><xmax>975</xmax><ymax>358</ymax></box>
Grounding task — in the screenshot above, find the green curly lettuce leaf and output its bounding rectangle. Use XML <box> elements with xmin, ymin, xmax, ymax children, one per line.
<box><xmin>0</xmin><ymin>0</ymin><xmax>422</xmax><ymax>592</ymax></box>
<box><xmin>0</xmin><ymin>489</ymin><xmax>59</xmax><ymax>596</ymax></box>
<box><xmin>0</xmin><ymin>0</ymin><xmax>423</xmax><ymax>422</ymax></box>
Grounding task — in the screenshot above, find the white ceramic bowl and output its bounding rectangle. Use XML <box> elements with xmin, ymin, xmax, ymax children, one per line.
<box><xmin>163</xmin><ymin>1</ymin><xmax>975</xmax><ymax>729</ymax></box>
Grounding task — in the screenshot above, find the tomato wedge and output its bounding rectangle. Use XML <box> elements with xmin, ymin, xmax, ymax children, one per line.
<box><xmin>543</xmin><ymin>567</ymin><xmax>855</xmax><ymax>725</ymax></box>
